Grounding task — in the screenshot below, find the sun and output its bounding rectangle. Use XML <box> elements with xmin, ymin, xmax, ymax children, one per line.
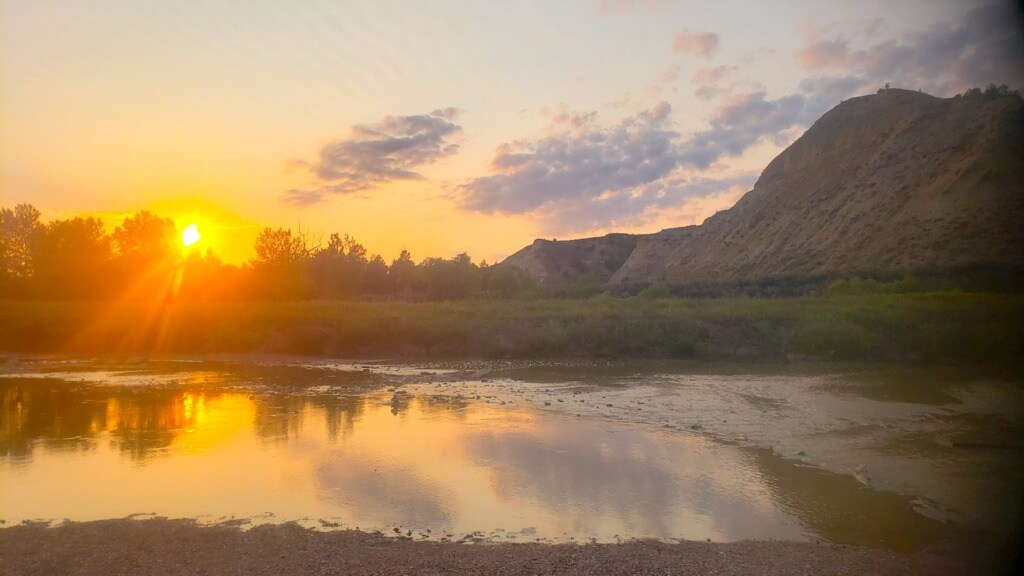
<box><xmin>182</xmin><ymin>224</ymin><xmax>201</xmax><ymax>247</ymax></box>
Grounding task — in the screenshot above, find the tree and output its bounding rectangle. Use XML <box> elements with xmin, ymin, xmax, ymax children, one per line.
<box><xmin>253</xmin><ymin>227</ymin><xmax>307</xmax><ymax>267</ymax></box>
<box><xmin>250</xmin><ymin>227</ymin><xmax>312</xmax><ymax>299</ymax></box>
<box><xmin>0</xmin><ymin>204</ymin><xmax>43</xmax><ymax>279</ymax></box>
<box><xmin>419</xmin><ymin>252</ymin><xmax>480</xmax><ymax>300</ymax></box>
<box><xmin>389</xmin><ymin>250</ymin><xmax>417</xmax><ymax>296</ymax></box>
<box><xmin>362</xmin><ymin>255</ymin><xmax>389</xmax><ymax>295</ymax></box>
<box><xmin>32</xmin><ymin>217</ymin><xmax>112</xmax><ymax>298</ymax></box>
<box><xmin>982</xmin><ymin>83</ymin><xmax>1018</xmax><ymax>98</ymax></box>
<box><xmin>112</xmin><ymin>211</ymin><xmax>176</xmax><ymax>261</ymax></box>
<box><xmin>340</xmin><ymin>234</ymin><xmax>367</xmax><ymax>263</ymax></box>
<box><xmin>483</xmin><ymin>264</ymin><xmax>537</xmax><ymax>298</ymax></box>
<box><xmin>178</xmin><ymin>248</ymin><xmax>242</xmax><ymax>301</ymax></box>
<box><xmin>307</xmin><ymin>233</ymin><xmax>369</xmax><ymax>297</ymax></box>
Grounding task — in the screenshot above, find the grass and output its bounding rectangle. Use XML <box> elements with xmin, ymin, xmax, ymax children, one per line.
<box><xmin>0</xmin><ymin>293</ymin><xmax>1021</xmax><ymax>364</ymax></box>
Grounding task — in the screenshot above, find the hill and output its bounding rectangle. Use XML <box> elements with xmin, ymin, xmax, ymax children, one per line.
<box><xmin>502</xmin><ymin>89</ymin><xmax>1024</xmax><ymax>292</ymax></box>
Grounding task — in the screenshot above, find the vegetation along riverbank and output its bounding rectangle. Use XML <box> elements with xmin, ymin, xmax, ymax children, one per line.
<box><xmin>0</xmin><ymin>291</ymin><xmax>1020</xmax><ymax>365</ymax></box>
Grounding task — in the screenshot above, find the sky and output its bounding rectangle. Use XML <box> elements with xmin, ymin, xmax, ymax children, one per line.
<box><xmin>2</xmin><ymin>0</ymin><xmax>1022</xmax><ymax>264</ymax></box>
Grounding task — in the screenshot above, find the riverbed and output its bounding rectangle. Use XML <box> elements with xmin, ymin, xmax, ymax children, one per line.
<box><xmin>1</xmin><ymin>356</ymin><xmax>1021</xmax><ymax>564</ymax></box>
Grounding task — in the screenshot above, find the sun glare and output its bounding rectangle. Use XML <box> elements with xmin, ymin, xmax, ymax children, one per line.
<box><xmin>182</xmin><ymin>224</ymin><xmax>201</xmax><ymax>247</ymax></box>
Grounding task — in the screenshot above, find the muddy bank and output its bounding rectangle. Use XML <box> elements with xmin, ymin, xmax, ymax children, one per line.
<box><xmin>0</xmin><ymin>519</ymin><xmax>986</xmax><ymax>576</ymax></box>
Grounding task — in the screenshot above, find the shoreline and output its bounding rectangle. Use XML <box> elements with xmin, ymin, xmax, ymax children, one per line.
<box><xmin>3</xmin><ymin>357</ymin><xmax>1022</xmax><ymax>575</ymax></box>
<box><xmin>0</xmin><ymin>519</ymin><xmax>987</xmax><ymax>576</ymax></box>
<box><xmin>2</xmin><ymin>354</ymin><xmax>1022</xmax><ymax>540</ymax></box>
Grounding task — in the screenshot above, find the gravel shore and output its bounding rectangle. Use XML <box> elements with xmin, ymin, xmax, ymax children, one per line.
<box><xmin>0</xmin><ymin>519</ymin><xmax>987</xmax><ymax>576</ymax></box>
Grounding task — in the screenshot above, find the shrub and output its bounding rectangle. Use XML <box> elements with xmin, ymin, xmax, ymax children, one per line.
<box><xmin>637</xmin><ymin>283</ymin><xmax>671</xmax><ymax>299</ymax></box>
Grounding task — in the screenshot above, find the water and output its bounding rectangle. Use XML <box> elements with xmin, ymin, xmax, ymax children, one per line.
<box><xmin>1</xmin><ymin>357</ymin><xmax>1021</xmax><ymax>552</ymax></box>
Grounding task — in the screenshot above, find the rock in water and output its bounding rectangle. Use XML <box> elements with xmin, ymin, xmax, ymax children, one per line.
<box><xmin>853</xmin><ymin>465</ymin><xmax>873</xmax><ymax>488</ymax></box>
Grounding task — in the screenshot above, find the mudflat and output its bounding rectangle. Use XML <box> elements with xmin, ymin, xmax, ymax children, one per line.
<box><xmin>0</xmin><ymin>519</ymin><xmax>980</xmax><ymax>576</ymax></box>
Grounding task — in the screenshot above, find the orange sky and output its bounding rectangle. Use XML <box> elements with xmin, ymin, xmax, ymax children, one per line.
<box><xmin>1</xmin><ymin>0</ymin><xmax>1014</xmax><ymax>264</ymax></box>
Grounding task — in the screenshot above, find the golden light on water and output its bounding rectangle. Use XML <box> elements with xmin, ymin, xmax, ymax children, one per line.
<box><xmin>182</xmin><ymin>224</ymin><xmax>201</xmax><ymax>247</ymax></box>
<box><xmin>0</xmin><ymin>373</ymin><xmax>954</xmax><ymax>549</ymax></box>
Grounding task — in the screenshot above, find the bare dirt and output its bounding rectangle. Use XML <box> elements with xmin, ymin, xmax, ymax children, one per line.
<box><xmin>0</xmin><ymin>519</ymin><xmax>987</xmax><ymax>576</ymax></box>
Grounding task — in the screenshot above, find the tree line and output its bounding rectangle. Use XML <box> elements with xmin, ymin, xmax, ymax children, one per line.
<box><xmin>0</xmin><ymin>204</ymin><xmax>537</xmax><ymax>301</ymax></box>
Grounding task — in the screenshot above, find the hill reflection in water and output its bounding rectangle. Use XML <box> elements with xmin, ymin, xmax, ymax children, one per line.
<box><xmin>0</xmin><ymin>364</ymin><xmax>947</xmax><ymax>549</ymax></box>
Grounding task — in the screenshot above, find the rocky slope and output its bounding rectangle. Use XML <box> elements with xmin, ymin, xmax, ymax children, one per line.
<box><xmin>500</xmin><ymin>233</ymin><xmax>638</xmax><ymax>285</ymax></box>
<box><xmin>503</xmin><ymin>89</ymin><xmax>1024</xmax><ymax>289</ymax></box>
<box><xmin>501</xmin><ymin>228</ymin><xmax>695</xmax><ymax>285</ymax></box>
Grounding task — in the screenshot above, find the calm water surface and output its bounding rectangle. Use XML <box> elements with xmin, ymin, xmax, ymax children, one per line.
<box><xmin>1</xmin><ymin>358</ymin><xmax>1021</xmax><ymax>552</ymax></box>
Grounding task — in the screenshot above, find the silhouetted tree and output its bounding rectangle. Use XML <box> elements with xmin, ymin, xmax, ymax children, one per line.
<box><xmin>418</xmin><ymin>253</ymin><xmax>480</xmax><ymax>300</ymax></box>
<box><xmin>0</xmin><ymin>208</ymin><xmax>544</xmax><ymax>302</ymax></box>
<box><xmin>178</xmin><ymin>249</ymin><xmax>244</xmax><ymax>301</ymax></box>
<box><xmin>112</xmin><ymin>211</ymin><xmax>176</xmax><ymax>261</ymax></box>
<box><xmin>106</xmin><ymin>211</ymin><xmax>180</xmax><ymax>298</ymax></box>
<box><xmin>483</xmin><ymin>264</ymin><xmax>538</xmax><ymax>298</ymax></box>
<box><xmin>983</xmin><ymin>83</ymin><xmax>1018</xmax><ymax>98</ymax></box>
<box><xmin>253</xmin><ymin>227</ymin><xmax>307</xmax><ymax>267</ymax></box>
<box><xmin>31</xmin><ymin>217</ymin><xmax>112</xmax><ymax>298</ymax></box>
<box><xmin>306</xmin><ymin>233</ymin><xmax>368</xmax><ymax>297</ymax></box>
<box><xmin>389</xmin><ymin>250</ymin><xmax>417</xmax><ymax>296</ymax></box>
<box><xmin>0</xmin><ymin>204</ymin><xmax>42</xmax><ymax>279</ymax></box>
<box><xmin>251</xmin><ymin>227</ymin><xmax>312</xmax><ymax>298</ymax></box>
<box><xmin>362</xmin><ymin>254</ymin><xmax>389</xmax><ymax>295</ymax></box>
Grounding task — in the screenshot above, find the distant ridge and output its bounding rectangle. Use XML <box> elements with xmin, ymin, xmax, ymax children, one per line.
<box><xmin>501</xmin><ymin>89</ymin><xmax>1024</xmax><ymax>291</ymax></box>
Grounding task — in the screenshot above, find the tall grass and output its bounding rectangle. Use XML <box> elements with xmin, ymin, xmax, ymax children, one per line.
<box><xmin>0</xmin><ymin>293</ymin><xmax>1020</xmax><ymax>364</ymax></box>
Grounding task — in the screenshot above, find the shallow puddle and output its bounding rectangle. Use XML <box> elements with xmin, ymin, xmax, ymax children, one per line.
<box><xmin>1</xmin><ymin>358</ymin><xmax>1020</xmax><ymax>552</ymax></box>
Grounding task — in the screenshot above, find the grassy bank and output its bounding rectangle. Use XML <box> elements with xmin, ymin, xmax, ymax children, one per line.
<box><xmin>0</xmin><ymin>293</ymin><xmax>1021</xmax><ymax>364</ymax></box>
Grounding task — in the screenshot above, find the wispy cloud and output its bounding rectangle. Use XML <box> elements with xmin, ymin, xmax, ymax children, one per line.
<box><xmin>672</xmin><ymin>29</ymin><xmax>720</xmax><ymax>59</ymax></box>
<box><xmin>690</xmin><ymin>65</ymin><xmax>744</xmax><ymax>99</ymax></box>
<box><xmin>595</xmin><ymin>0</ymin><xmax>676</xmax><ymax>14</ymax></box>
<box><xmin>284</xmin><ymin>109</ymin><xmax>462</xmax><ymax>206</ymax></box>
<box><xmin>692</xmin><ymin>65</ymin><xmax>737</xmax><ymax>85</ymax></box>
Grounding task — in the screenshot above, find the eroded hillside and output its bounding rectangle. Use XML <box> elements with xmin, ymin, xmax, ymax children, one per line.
<box><xmin>503</xmin><ymin>89</ymin><xmax>1024</xmax><ymax>290</ymax></box>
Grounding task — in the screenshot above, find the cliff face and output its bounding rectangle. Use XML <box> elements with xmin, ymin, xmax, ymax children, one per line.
<box><xmin>503</xmin><ymin>89</ymin><xmax>1024</xmax><ymax>288</ymax></box>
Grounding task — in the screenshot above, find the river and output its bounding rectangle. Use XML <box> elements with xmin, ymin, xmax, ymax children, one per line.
<box><xmin>1</xmin><ymin>357</ymin><xmax>1021</xmax><ymax>554</ymax></box>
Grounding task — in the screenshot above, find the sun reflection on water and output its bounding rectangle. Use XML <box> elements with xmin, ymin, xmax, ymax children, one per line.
<box><xmin>0</xmin><ymin>371</ymin><xmax>949</xmax><ymax>549</ymax></box>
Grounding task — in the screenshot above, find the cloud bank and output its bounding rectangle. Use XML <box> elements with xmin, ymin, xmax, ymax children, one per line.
<box><xmin>457</xmin><ymin>102</ymin><xmax>759</xmax><ymax>233</ymax></box>
<box><xmin>681</xmin><ymin>2</ymin><xmax>1024</xmax><ymax>172</ymax></box>
<box><xmin>794</xmin><ymin>2</ymin><xmax>1024</xmax><ymax>96</ymax></box>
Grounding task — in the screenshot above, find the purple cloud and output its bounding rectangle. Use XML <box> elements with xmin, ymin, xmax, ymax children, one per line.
<box><xmin>794</xmin><ymin>3</ymin><xmax>1024</xmax><ymax>95</ymax></box>
<box><xmin>457</xmin><ymin>102</ymin><xmax>760</xmax><ymax>233</ymax></box>
<box><xmin>284</xmin><ymin>109</ymin><xmax>461</xmax><ymax>206</ymax></box>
